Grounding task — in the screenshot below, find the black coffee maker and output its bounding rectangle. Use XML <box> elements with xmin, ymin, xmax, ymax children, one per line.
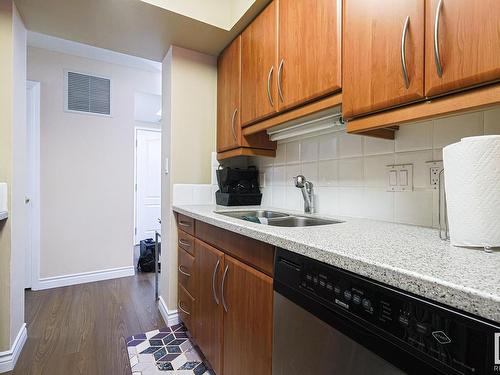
<box><xmin>215</xmin><ymin>166</ymin><xmax>262</xmax><ymax>206</ymax></box>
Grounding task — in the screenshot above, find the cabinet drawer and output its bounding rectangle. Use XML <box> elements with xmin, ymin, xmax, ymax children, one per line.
<box><xmin>176</xmin><ymin>213</ymin><xmax>195</xmax><ymax>235</ymax></box>
<box><xmin>178</xmin><ymin>284</ymin><xmax>194</xmax><ymax>332</ymax></box>
<box><xmin>178</xmin><ymin>247</ymin><xmax>195</xmax><ymax>295</ymax></box>
<box><xmin>196</xmin><ymin>220</ymin><xmax>275</xmax><ymax>276</ymax></box>
<box><xmin>177</xmin><ymin>230</ymin><xmax>195</xmax><ymax>256</ymax></box>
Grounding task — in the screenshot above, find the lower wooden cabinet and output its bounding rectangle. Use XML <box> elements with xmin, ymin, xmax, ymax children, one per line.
<box><xmin>194</xmin><ymin>240</ymin><xmax>224</xmax><ymax>375</ymax></box>
<box><xmin>177</xmin><ymin>217</ymin><xmax>274</xmax><ymax>375</ymax></box>
<box><xmin>178</xmin><ymin>284</ymin><xmax>194</xmax><ymax>333</ymax></box>
<box><xmin>222</xmin><ymin>255</ymin><xmax>273</xmax><ymax>375</ymax></box>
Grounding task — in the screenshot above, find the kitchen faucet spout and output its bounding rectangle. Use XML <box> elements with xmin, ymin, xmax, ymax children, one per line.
<box><xmin>293</xmin><ymin>175</ymin><xmax>314</xmax><ymax>214</ymax></box>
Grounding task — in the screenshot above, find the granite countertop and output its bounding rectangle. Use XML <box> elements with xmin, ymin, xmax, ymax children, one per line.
<box><xmin>173</xmin><ymin>204</ymin><xmax>500</xmax><ymax>324</ymax></box>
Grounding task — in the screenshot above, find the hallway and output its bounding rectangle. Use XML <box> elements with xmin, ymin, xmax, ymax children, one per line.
<box><xmin>7</xmin><ymin>271</ymin><xmax>163</xmax><ymax>375</ymax></box>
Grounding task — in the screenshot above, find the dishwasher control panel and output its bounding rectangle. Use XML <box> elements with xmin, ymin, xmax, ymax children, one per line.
<box><xmin>274</xmin><ymin>248</ymin><xmax>500</xmax><ymax>375</ymax></box>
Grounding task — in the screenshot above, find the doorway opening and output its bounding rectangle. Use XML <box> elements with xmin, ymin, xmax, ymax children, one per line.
<box><xmin>134</xmin><ymin>128</ymin><xmax>162</xmax><ymax>275</ymax></box>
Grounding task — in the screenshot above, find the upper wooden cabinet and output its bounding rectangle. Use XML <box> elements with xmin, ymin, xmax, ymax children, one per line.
<box><xmin>278</xmin><ymin>0</ymin><xmax>342</xmax><ymax>111</ymax></box>
<box><xmin>343</xmin><ymin>0</ymin><xmax>425</xmax><ymax>119</ymax></box>
<box><xmin>425</xmin><ymin>0</ymin><xmax>500</xmax><ymax>97</ymax></box>
<box><xmin>217</xmin><ymin>36</ymin><xmax>241</xmax><ymax>152</ymax></box>
<box><xmin>241</xmin><ymin>1</ymin><xmax>278</xmax><ymax>126</ymax></box>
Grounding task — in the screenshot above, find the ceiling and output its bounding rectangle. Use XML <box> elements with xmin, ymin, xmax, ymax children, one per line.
<box><xmin>15</xmin><ymin>0</ymin><xmax>270</xmax><ymax>62</ymax></box>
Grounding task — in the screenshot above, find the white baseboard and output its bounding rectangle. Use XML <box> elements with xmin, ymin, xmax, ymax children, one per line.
<box><xmin>35</xmin><ymin>266</ymin><xmax>135</xmax><ymax>290</ymax></box>
<box><xmin>0</xmin><ymin>323</ymin><xmax>27</xmax><ymax>373</ymax></box>
<box><xmin>158</xmin><ymin>296</ymin><xmax>179</xmax><ymax>327</ymax></box>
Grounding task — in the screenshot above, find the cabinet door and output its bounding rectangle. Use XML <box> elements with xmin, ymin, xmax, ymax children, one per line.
<box><xmin>241</xmin><ymin>1</ymin><xmax>278</xmax><ymax>126</ymax></box>
<box><xmin>194</xmin><ymin>240</ymin><xmax>224</xmax><ymax>375</ymax></box>
<box><xmin>278</xmin><ymin>0</ymin><xmax>341</xmax><ymax>111</ymax></box>
<box><xmin>217</xmin><ymin>36</ymin><xmax>241</xmax><ymax>152</ymax></box>
<box><xmin>425</xmin><ymin>0</ymin><xmax>500</xmax><ymax>97</ymax></box>
<box><xmin>178</xmin><ymin>284</ymin><xmax>194</xmax><ymax>333</ymax></box>
<box><xmin>222</xmin><ymin>255</ymin><xmax>273</xmax><ymax>375</ymax></box>
<box><xmin>343</xmin><ymin>0</ymin><xmax>425</xmax><ymax>119</ymax></box>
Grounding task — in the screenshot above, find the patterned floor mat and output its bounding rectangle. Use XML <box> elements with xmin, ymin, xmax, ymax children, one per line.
<box><xmin>127</xmin><ymin>323</ymin><xmax>212</xmax><ymax>374</ymax></box>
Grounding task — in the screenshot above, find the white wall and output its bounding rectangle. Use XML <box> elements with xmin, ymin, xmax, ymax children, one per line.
<box><xmin>160</xmin><ymin>46</ymin><xmax>217</xmax><ymax>311</ymax></box>
<box><xmin>10</xmin><ymin>2</ymin><xmax>27</xmax><ymax>347</ymax></box>
<box><xmin>27</xmin><ymin>47</ymin><xmax>161</xmax><ymax>280</ymax></box>
<box><xmin>254</xmin><ymin>108</ymin><xmax>500</xmax><ymax>227</ymax></box>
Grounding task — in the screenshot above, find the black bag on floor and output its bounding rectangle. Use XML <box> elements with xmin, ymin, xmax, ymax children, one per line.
<box><xmin>137</xmin><ymin>239</ymin><xmax>160</xmax><ymax>272</ymax></box>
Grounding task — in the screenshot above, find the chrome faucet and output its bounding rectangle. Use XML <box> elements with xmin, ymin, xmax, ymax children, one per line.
<box><xmin>293</xmin><ymin>175</ymin><xmax>314</xmax><ymax>214</ymax></box>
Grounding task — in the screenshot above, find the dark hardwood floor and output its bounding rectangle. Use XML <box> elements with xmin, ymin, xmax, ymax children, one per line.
<box><xmin>8</xmin><ymin>267</ymin><xmax>163</xmax><ymax>375</ymax></box>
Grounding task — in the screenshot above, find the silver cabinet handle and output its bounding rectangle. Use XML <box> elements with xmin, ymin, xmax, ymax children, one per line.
<box><xmin>277</xmin><ymin>59</ymin><xmax>285</xmax><ymax>102</ymax></box>
<box><xmin>230</xmin><ymin>108</ymin><xmax>238</xmax><ymax>141</ymax></box>
<box><xmin>178</xmin><ymin>265</ymin><xmax>191</xmax><ymax>277</ymax></box>
<box><xmin>434</xmin><ymin>0</ymin><xmax>444</xmax><ymax>77</ymax></box>
<box><xmin>178</xmin><ymin>239</ymin><xmax>191</xmax><ymax>247</ymax></box>
<box><xmin>178</xmin><ymin>301</ymin><xmax>191</xmax><ymax>316</ymax></box>
<box><xmin>400</xmin><ymin>16</ymin><xmax>410</xmax><ymax>89</ymax></box>
<box><xmin>221</xmin><ymin>265</ymin><xmax>229</xmax><ymax>312</ymax></box>
<box><xmin>178</xmin><ymin>221</ymin><xmax>191</xmax><ymax>227</ymax></box>
<box><xmin>212</xmin><ymin>259</ymin><xmax>220</xmax><ymax>305</ymax></box>
<box><xmin>267</xmin><ymin>66</ymin><xmax>274</xmax><ymax>107</ymax></box>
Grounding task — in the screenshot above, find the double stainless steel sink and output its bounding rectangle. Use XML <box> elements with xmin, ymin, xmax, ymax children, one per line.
<box><xmin>215</xmin><ymin>210</ymin><xmax>343</xmax><ymax>227</ymax></box>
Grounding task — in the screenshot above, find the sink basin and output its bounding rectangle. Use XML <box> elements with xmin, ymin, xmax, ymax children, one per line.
<box><xmin>267</xmin><ymin>216</ymin><xmax>342</xmax><ymax>227</ymax></box>
<box><xmin>216</xmin><ymin>210</ymin><xmax>290</xmax><ymax>220</ymax></box>
<box><xmin>214</xmin><ymin>210</ymin><xmax>342</xmax><ymax>227</ymax></box>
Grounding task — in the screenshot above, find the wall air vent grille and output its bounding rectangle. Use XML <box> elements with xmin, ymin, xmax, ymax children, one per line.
<box><xmin>66</xmin><ymin>71</ymin><xmax>111</xmax><ymax>115</ymax></box>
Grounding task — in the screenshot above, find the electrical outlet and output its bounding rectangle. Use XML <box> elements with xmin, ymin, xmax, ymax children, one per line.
<box><xmin>428</xmin><ymin>161</ymin><xmax>444</xmax><ymax>189</ymax></box>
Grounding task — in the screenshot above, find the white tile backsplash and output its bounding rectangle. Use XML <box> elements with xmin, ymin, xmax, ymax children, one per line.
<box><xmin>285</xmin><ymin>163</ymin><xmax>302</xmax><ymax>185</ymax></box>
<box><xmin>285</xmin><ymin>140</ymin><xmax>301</xmax><ymax>164</ymax></box>
<box><xmin>364</xmin><ymin>154</ymin><xmax>395</xmax><ymax>187</ymax></box>
<box><xmin>301</xmin><ymin>162</ymin><xmax>318</xmax><ymax>184</ymax></box>
<box><xmin>300</xmin><ymin>137</ymin><xmax>319</xmax><ymax>162</ymax></box>
<box><xmin>318</xmin><ymin>160</ymin><xmax>338</xmax><ymax>186</ymax></box>
<box><xmin>395</xmin><ymin>120</ymin><xmax>433</xmax><ymax>152</ymax></box>
<box><xmin>363</xmin><ymin>136</ymin><xmax>394</xmax><ymax>156</ymax></box>
<box><xmin>254</xmin><ymin>108</ymin><xmax>500</xmax><ymax>228</ymax></box>
<box><xmin>394</xmin><ymin>190</ymin><xmax>433</xmax><ymax>227</ymax></box>
<box><xmin>394</xmin><ymin>150</ymin><xmax>434</xmax><ymax>189</ymax></box>
<box><xmin>433</xmin><ymin>112</ymin><xmax>483</xmax><ymax>148</ymax></box>
<box><xmin>318</xmin><ymin>132</ymin><xmax>338</xmax><ymax>160</ymax></box>
<box><xmin>484</xmin><ymin>108</ymin><xmax>500</xmax><ymax>135</ymax></box>
<box><xmin>338</xmin><ymin>133</ymin><xmax>363</xmax><ymax>158</ymax></box>
<box><xmin>338</xmin><ymin>157</ymin><xmax>364</xmax><ymax>187</ymax></box>
<box><xmin>363</xmin><ymin>188</ymin><xmax>394</xmax><ymax>221</ymax></box>
<box><xmin>173</xmin><ymin>184</ymin><xmax>215</xmax><ymax>205</ymax></box>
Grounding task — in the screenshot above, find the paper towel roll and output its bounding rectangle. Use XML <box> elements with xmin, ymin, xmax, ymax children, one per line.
<box><xmin>443</xmin><ymin>135</ymin><xmax>500</xmax><ymax>248</ymax></box>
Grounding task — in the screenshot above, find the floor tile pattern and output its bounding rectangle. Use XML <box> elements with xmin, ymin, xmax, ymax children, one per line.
<box><xmin>127</xmin><ymin>323</ymin><xmax>212</xmax><ymax>375</ymax></box>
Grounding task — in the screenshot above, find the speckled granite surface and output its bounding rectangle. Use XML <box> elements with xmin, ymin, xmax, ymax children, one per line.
<box><xmin>173</xmin><ymin>204</ymin><xmax>500</xmax><ymax>323</ymax></box>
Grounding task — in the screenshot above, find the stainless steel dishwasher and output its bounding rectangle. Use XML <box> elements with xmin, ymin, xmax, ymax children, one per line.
<box><xmin>272</xmin><ymin>248</ymin><xmax>499</xmax><ymax>375</ymax></box>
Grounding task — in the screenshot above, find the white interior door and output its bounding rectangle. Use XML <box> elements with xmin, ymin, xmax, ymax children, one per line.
<box><xmin>25</xmin><ymin>81</ymin><xmax>40</xmax><ymax>289</ymax></box>
<box><xmin>135</xmin><ymin>129</ymin><xmax>161</xmax><ymax>243</ymax></box>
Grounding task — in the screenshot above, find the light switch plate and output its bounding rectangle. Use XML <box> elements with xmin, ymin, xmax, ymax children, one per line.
<box><xmin>386</xmin><ymin>164</ymin><xmax>414</xmax><ymax>192</ymax></box>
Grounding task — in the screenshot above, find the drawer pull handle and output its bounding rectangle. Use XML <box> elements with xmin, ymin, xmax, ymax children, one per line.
<box><xmin>277</xmin><ymin>59</ymin><xmax>285</xmax><ymax>102</ymax></box>
<box><xmin>400</xmin><ymin>16</ymin><xmax>410</xmax><ymax>89</ymax></box>
<box><xmin>178</xmin><ymin>221</ymin><xmax>191</xmax><ymax>227</ymax></box>
<box><xmin>212</xmin><ymin>259</ymin><xmax>220</xmax><ymax>305</ymax></box>
<box><xmin>178</xmin><ymin>265</ymin><xmax>191</xmax><ymax>277</ymax></box>
<box><xmin>433</xmin><ymin>0</ymin><xmax>444</xmax><ymax>77</ymax></box>
<box><xmin>221</xmin><ymin>265</ymin><xmax>229</xmax><ymax>312</ymax></box>
<box><xmin>178</xmin><ymin>301</ymin><xmax>191</xmax><ymax>316</ymax></box>
<box><xmin>230</xmin><ymin>108</ymin><xmax>238</xmax><ymax>141</ymax></box>
<box><xmin>267</xmin><ymin>65</ymin><xmax>274</xmax><ymax>107</ymax></box>
<box><xmin>179</xmin><ymin>239</ymin><xmax>191</xmax><ymax>247</ymax></box>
